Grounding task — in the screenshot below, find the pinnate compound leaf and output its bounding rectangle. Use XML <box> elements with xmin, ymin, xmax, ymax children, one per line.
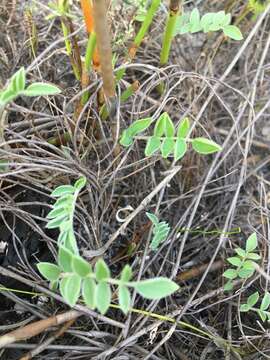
<box><xmin>235</xmin><ymin>248</ymin><xmax>246</xmax><ymax>258</ymax></box>
<box><xmin>58</xmin><ymin>246</ymin><xmax>73</xmax><ymax>272</ymax></box>
<box><xmin>74</xmin><ymin>177</ymin><xmax>87</xmax><ymax>191</ymax></box>
<box><xmin>145</xmin><ymin>136</ymin><xmax>161</xmax><ymax>156</ymax></box>
<box><xmin>154</xmin><ymin>113</ymin><xmax>174</xmax><ymax>137</ymax></box>
<box><xmin>23</xmin><ymin>83</ymin><xmax>61</xmax><ymax>96</ymax></box>
<box><xmin>261</xmin><ymin>292</ymin><xmax>270</xmax><ymax>311</ymax></box>
<box><xmin>223</xmin><ymin>25</ymin><xmax>243</xmax><ymax>40</ymax></box>
<box><xmin>119</xmin><ymin>285</ymin><xmax>131</xmax><ymax>314</ymax></box>
<box><xmin>174</xmin><ymin>138</ymin><xmax>187</xmax><ymax>161</ymax></box>
<box><xmin>247</xmin><ymin>253</ymin><xmax>261</xmax><ymax>260</ymax></box>
<box><xmin>223</xmin><ymin>269</ymin><xmax>238</xmax><ymax>280</ymax></box>
<box><xmin>192</xmin><ymin>138</ymin><xmax>222</xmax><ymax>155</ymax></box>
<box><xmin>246</xmin><ymin>233</ymin><xmax>257</xmax><ymax>252</ymax></box>
<box><xmin>37</xmin><ymin>262</ymin><xmax>61</xmax><ymax>281</ymax></box>
<box><xmin>177</xmin><ymin>117</ymin><xmax>190</xmax><ymax>138</ymax></box>
<box><xmin>224</xmin><ymin>281</ymin><xmax>233</xmax><ymax>291</ymax></box>
<box><xmin>82</xmin><ymin>278</ymin><xmax>96</xmax><ymax>309</ymax></box>
<box><xmin>161</xmin><ymin>138</ymin><xmax>174</xmax><ymax>158</ymax></box>
<box><xmin>240</xmin><ymin>304</ymin><xmax>251</xmax><ymax>312</ymax></box>
<box><xmin>120</xmin><ymin>265</ymin><xmax>133</xmax><ymax>283</ymax></box>
<box><xmin>247</xmin><ymin>292</ymin><xmax>259</xmax><ymax>307</ymax></box>
<box><xmin>227</xmin><ymin>257</ymin><xmax>242</xmax><ymax>267</ymax></box>
<box><xmin>51</xmin><ymin>185</ymin><xmax>75</xmax><ymax>197</ymax></box>
<box><xmin>127</xmin><ymin>118</ymin><xmax>152</xmax><ymax>136</ymax></box>
<box><xmin>96</xmin><ymin>282</ymin><xmax>111</xmax><ymax>314</ymax></box>
<box><xmin>63</xmin><ymin>274</ymin><xmax>81</xmax><ymax>307</ymax></box>
<box><xmin>120</xmin><ymin>130</ymin><xmax>133</xmax><ymax>147</ymax></box>
<box><xmin>72</xmin><ymin>256</ymin><xmax>92</xmax><ymax>277</ymax></box>
<box><xmin>133</xmin><ymin>278</ymin><xmax>179</xmax><ymax>300</ymax></box>
<box><xmin>95</xmin><ymin>259</ymin><xmax>110</xmax><ymax>281</ymax></box>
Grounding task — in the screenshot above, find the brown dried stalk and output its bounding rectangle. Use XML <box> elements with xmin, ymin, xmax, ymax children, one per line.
<box><xmin>0</xmin><ymin>311</ymin><xmax>81</xmax><ymax>348</ymax></box>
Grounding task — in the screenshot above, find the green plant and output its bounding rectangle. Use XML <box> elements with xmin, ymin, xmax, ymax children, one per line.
<box><xmin>174</xmin><ymin>8</ymin><xmax>243</xmax><ymax>40</ymax></box>
<box><xmin>240</xmin><ymin>291</ymin><xmax>270</xmax><ymax>321</ymax></box>
<box><xmin>38</xmin><ymin>177</ymin><xmax>179</xmax><ymax>314</ymax></box>
<box><xmin>248</xmin><ymin>0</ymin><xmax>270</xmax><ymax>16</ymax></box>
<box><xmin>146</xmin><ymin>212</ymin><xmax>170</xmax><ymax>251</ymax></box>
<box><xmin>120</xmin><ymin>113</ymin><xmax>222</xmax><ymax>161</ymax></box>
<box><xmin>223</xmin><ymin>233</ymin><xmax>261</xmax><ymax>291</ymax></box>
<box><xmin>0</xmin><ymin>67</ymin><xmax>61</xmax><ymax>108</ymax></box>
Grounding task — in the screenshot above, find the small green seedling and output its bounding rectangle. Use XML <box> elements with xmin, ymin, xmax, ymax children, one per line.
<box><xmin>120</xmin><ymin>113</ymin><xmax>222</xmax><ymax>161</ymax></box>
<box><xmin>174</xmin><ymin>8</ymin><xmax>243</xmax><ymax>41</ymax></box>
<box><xmin>223</xmin><ymin>233</ymin><xmax>260</xmax><ymax>291</ymax></box>
<box><xmin>0</xmin><ymin>67</ymin><xmax>61</xmax><ymax>108</ymax></box>
<box><xmin>240</xmin><ymin>291</ymin><xmax>270</xmax><ymax>322</ymax></box>
<box><xmin>38</xmin><ymin>177</ymin><xmax>179</xmax><ymax>315</ymax></box>
<box><xmin>146</xmin><ymin>212</ymin><xmax>170</xmax><ymax>251</ymax></box>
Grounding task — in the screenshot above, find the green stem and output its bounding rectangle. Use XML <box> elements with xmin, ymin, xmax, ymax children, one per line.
<box><xmin>160</xmin><ymin>2</ymin><xmax>180</xmax><ymax>66</ymax></box>
<box><xmin>134</xmin><ymin>0</ymin><xmax>161</xmax><ymax>48</ymax></box>
<box><xmin>85</xmin><ymin>32</ymin><xmax>97</xmax><ymax>72</ymax></box>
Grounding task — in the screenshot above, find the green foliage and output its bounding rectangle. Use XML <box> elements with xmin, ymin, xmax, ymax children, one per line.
<box><xmin>223</xmin><ymin>233</ymin><xmax>260</xmax><ymax>291</ymax></box>
<box><xmin>120</xmin><ymin>113</ymin><xmax>221</xmax><ymax>161</ymax></box>
<box><xmin>249</xmin><ymin>0</ymin><xmax>270</xmax><ymax>15</ymax></box>
<box><xmin>38</xmin><ymin>179</ymin><xmax>179</xmax><ymax>315</ymax></box>
<box><xmin>240</xmin><ymin>291</ymin><xmax>270</xmax><ymax>322</ymax></box>
<box><xmin>174</xmin><ymin>8</ymin><xmax>243</xmax><ymax>41</ymax></box>
<box><xmin>0</xmin><ymin>67</ymin><xmax>61</xmax><ymax>107</ymax></box>
<box><xmin>146</xmin><ymin>212</ymin><xmax>170</xmax><ymax>251</ymax></box>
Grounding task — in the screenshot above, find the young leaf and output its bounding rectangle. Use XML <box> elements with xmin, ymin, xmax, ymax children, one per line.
<box><xmin>72</xmin><ymin>256</ymin><xmax>92</xmax><ymax>277</ymax></box>
<box><xmin>246</xmin><ymin>253</ymin><xmax>261</xmax><ymax>260</ymax></box>
<box><xmin>63</xmin><ymin>274</ymin><xmax>81</xmax><ymax>307</ymax></box>
<box><xmin>145</xmin><ymin>136</ymin><xmax>161</xmax><ymax>156</ymax></box>
<box><xmin>154</xmin><ymin>113</ymin><xmax>174</xmax><ymax>137</ymax></box>
<box><xmin>58</xmin><ymin>246</ymin><xmax>73</xmax><ymax>272</ymax></box>
<box><xmin>247</xmin><ymin>292</ymin><xmax>259</xmax><ymax>307</ymax></box>
<box><xmin>146</xmin><ymin>212</ymin><xmax>159</xmax><ymax>226</ymax></box>
<box><xmin>150</xmin><ymin>222</ymin><xmax>170</xmax><ymax>250</ymax></box>
<box><xmin>14</xmin><ymin>67</ymin><xmax>26</xmax><ymax>92</ymax></box>
<box><xmin>227</xmin><ymin>257</ymin><xmax>242</xmax><ymax>267</ymax></box>
<box><xmin>37</xmin><ymin>262</ymin><xmax>61</xmax><ymax>281</ymax></box>
<box><xmin>238</xmin><ymin>267</ymin><xmax>255</xmax><ymax>279</ymax></box>
<box><xmin>221</xmin><ymin>13</ymin><xmax>231</xmax><ymax>27</ymax></box>
<box><xmin>59</xmin><ymin>277</ymin><xmax>69</xmax><ymax>299</ymax></box>
<box><xmin>95</xmin><ymin>259</ymin><xmax>110</xmax><ymax>281</ymax></box>
<box><xmin>74</xmin><ymin>177</ymin><xmax>87</xmax><ymax>191</ymax></box>
<box><xmin>51</xmin><ymin>185</ymin><xmax>75</xmax><ymax>197</ymax></box>
<box><xmin>223</xmin><ymin>25</ymin><xmax>243</xmax><ymax>41</ymax></box>
<box><xmin>82</xmin><ymin>278</ymin><xmax>96</xmax><ymax>309</ymax></box>
<box><xmin>161</xmin><ymin>138</ymin><xmax>174</xmax><ymax>158</ymax></box>
<box><xmin>47</xmin><ymin>206</ymin><xmax>69</xmax><ymax>220</ymax></box>
<box><xmin>120</xmin><ymin>265</ymin><xmax>133</xmax><ymax>283</ymax></box>
<box><xmin>261</xmin><ymin>292</ymin><xmax>270</xmax><ymax>311</ymax></box>
<box><xmin>119</xmin><ymin>285</ymin><xmax>131</xmax><ymax>314</ymax></box>
<box><xmin>257</xmin><ymin>309</ymin><xmax>267</xmax><ymax>322</ymax></box>
<box><xmin>46</xmin><ymin>215</ymin><xmax>68</xmax><ymax>229</ymax></box>
<box><xmin>240</xmin><ymin>304</ymin><xmax>251</xmax><ymax>312</ymax></box>
<box><xmin>235</xmin><ymin>248</ymin><xmax>246</xmax><ymax>258</ymax></box>
<box><xmin>224</xmin><ymin>281</ymin><xmax>233</xmax><ymax>292</ymax></box>
<box><xmin>126</xmin><ymin>118</ymin><xmax>152</xmax><ymax>136</ymax></box>
<box><xmin>132</xmin><ymin>278</ymin><xmax>179</xmax><ymax>300</ymax></box>
<box><xmin>22</xmin><ymin>83</ymin><xmax>61</xmax><ymax>96</ymax></box>
<box><xmin>174</xmin><ymin>138</ymin><xmax>187</xmax><ymax>161</ymax></box>
<box><xmin>223</xmin><ymin>269</ymin><xmax>238</xmax><ymax>280</ymax></box>
<box><xmin>192</xmin><ymin>138</ymin><xmax>222</xmax><ymax>155</ymax></box>
<box><xmin>189</xmin><ymin>8</ymin><xmax>202</xmax><ymax>33</ymax></box>
<box><xmin>0</xmin><ymin>89</ymin><xmax>16</xmax><ymax>106</ymax></box>
<box><xmin>246</xmin><ymin>233</ymin><xmax>257</xmax><ymax>252</ymax></box>
<box><xmin>120</xmin><ymin>130</ymin><xmax>133</xmax><ymax>147</ymax></box>
<box><xmin>200</xmin><ymin>12</ymin><xmax>215</xmax><ymax>32</ymax></box>
<box><xmin>96</xmin><ymin>282</ymin><xmax>111</xmax><ymax>314</ymax></box>
<box><xmin>177</xmin><ymin>118</ymin><xmax>190</xmax><ymax>138</ymax></box>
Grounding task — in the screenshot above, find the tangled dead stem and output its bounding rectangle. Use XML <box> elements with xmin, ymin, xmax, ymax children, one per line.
<box><xmin>1</xmin><ymin>0</ymin><xmax>270</xmax><ymax>359</ymax></box>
